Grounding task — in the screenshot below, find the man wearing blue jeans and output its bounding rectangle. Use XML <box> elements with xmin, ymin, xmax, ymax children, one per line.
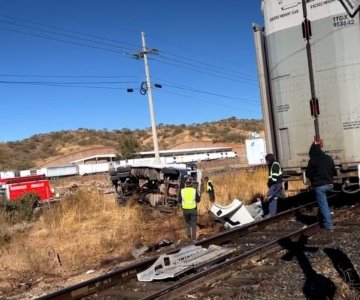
<box><xmin>306</xmin><ymin>143</ymin><xmax>336</xmax><ymax>231</ymax></box>
<box><xmin>263</xmin><ymin>154</ymin><xmax>283</xmax><ymax>217</ymax></box>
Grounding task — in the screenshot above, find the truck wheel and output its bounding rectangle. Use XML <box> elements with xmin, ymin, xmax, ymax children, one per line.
<box><xmin>117</xmin><ymin>166</ymin><xmax>131</xmax><ymax>173</ymax></box>
<box><xmin>118</xmin><ymin>173</ymin><xmax>131</xmax><ymax>179</ymax></box>
<box><xmin>110</xmin><ymin>175</ymin><xmax>120</xmax><ymax>181</ymax></box>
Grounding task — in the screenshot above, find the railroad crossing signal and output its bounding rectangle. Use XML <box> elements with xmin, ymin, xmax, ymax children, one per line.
<box><xmin>339</xmin><ymin>0</ymin><xmax>360</xmax><ymax>18</ymax></box>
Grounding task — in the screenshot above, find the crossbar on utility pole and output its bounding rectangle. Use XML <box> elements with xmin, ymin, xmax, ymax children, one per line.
<box><xmin>133</xmin><ymin>32</ymin><xmax>160</xmax><ymax>164</ymax></box>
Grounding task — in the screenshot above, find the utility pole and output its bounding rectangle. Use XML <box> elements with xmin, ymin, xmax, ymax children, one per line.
<box><xmin>133</xmin><ymin>32</ymin><xmax>160</xmax><ymax>164</ymax></box>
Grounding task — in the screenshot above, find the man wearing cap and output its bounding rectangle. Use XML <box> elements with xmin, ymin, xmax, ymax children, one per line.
<box><xmin>264</xmin><ymin>153</ymin><xmax>283</xmax><ymax>216</ymax></box>
<box><xmin>179</xmin><ymin>177</ymin><xmax>200</xmax><ymax>241</ymax></box>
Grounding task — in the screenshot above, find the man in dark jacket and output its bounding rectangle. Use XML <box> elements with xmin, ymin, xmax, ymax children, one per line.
<box><xmin>264</xmin><ymin>153</ymin><xmax>283</xmax><ymax>216</ymax></box>
<box><xmin>305</xmin><ymin>143</ymin><xmax>336</xmax><ymax>231</ymax></box>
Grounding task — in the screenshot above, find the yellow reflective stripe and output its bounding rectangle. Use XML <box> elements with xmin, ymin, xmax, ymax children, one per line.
<box><xmin>181</xmin><ymin>187</ymin><xmax>196</xmax><ymax>209</ymax></box>
<box><xmin>272</xmin><ymin>162</ymin><xmax>283</xmax><ymax>175</ymax></box>
<box><xmin>269</xmin><ymin>162</ymin><xmax>282</xmax><ymax>182</ymax></box>
<box><xmin>206</xmin><ymin>180</ymin><xmax>212</xmax><ymax>191</ymax></box>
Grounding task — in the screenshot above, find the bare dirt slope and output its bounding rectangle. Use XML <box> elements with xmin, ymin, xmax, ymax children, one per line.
<box><xmin>38</xmin><ymin>146</ymin><xmax>116</xmax><ymax>168</ymax></box>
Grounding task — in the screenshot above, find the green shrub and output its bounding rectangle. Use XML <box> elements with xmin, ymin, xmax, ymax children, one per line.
<box><xmin>0</xmin><ymin>192</ymin><xmax>40</xmax><ymax>222</ymax></box>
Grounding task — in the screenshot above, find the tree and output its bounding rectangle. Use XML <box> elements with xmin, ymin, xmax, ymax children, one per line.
<box><xmin>118</xmin><ymin>135</ymin><xmax>140</xmax><ymax>159</ymax></box>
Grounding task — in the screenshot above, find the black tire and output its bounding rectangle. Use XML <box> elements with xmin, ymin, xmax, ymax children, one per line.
<box><xmin>118</xmin><ymin>173</ymin><xmax>130</xmax><ymax>179</ymax></box>
<box><xmin>117</xmin><ymin>171</ymin><xmax>131</xmax><ymax>177</ymax></box>
<box><xmin>161</xmin><ymin>167</ymin><xmax>179</xmax><ymax>175</ymax></box>
<box><xmin>109</xmin><ymin>170</ymin><xmax>117</xmax><ymax>176</ymax></box>
<box><xmin>117</xmin><ymin>166</ymin><xmax>131</xmax><ymax>173</ymax></box>
<box><xmin>110</xmin><ymin>175</ymin><xmax>120</xmax><ymax>181</ymax></box>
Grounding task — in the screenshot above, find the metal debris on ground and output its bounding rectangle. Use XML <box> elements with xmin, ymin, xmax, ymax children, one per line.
<box><xmin>210</xmin><ymin>199</ymin><xmax>263</xmax><ymax>229</ymax></box>
<box><xmin>137</xmin><ymin>244</ymin><xmax>235</xmax><ymax>281</ymax></box>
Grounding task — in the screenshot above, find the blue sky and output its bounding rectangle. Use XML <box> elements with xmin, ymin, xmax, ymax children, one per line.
<box><xmin>0</xmin><ymin>0</ymin><xmax>264</xmax><ymax>142</ymax></box>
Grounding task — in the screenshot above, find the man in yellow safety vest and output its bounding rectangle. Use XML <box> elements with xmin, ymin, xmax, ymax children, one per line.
<box><xmin>264</xmin><ymin>153</ymin><xmax>283</xmax><ymax>217</ymax></box>
<box><xmin>179</xmin><ymin>177</ymin><xmax>200</xmax><ymax>241</ymax></box>
<box><xmin>204</xmin><ymin>176</ymin><xmax>215</xmax><ymax>202</ymax></box>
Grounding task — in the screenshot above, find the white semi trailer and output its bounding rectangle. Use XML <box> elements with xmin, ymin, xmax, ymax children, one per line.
<box><xmin>253</xmin><ymin>0</ymin><xmax>360</xmax><ymax>192</ymax></box>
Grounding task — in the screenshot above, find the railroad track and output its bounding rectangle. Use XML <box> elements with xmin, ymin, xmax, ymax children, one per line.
<box><xmin>142</xmin><ymin>206</ymin><xmax>360</xmax><ymax>300</ymax></box>
<box><xmin>35</xmin><ymin>196</ymin><xmax>359</xmax><ymax>300</ymax></box>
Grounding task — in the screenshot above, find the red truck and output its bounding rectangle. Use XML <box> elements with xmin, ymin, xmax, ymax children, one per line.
<box><xmin>0</xmin><ymin>175</ymin><xmax>53</xmax><ymax>202</ymax></box>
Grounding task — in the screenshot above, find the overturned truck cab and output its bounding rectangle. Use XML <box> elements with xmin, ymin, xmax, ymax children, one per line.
<box><xmin>109</xmin><ymin>163</ymin><xmax>202</xmax><ymax>207</ymax></box>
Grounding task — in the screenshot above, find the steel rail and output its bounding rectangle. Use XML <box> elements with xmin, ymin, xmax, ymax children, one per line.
<box><xmin>34</xmin><ymin>200</ymin><xmax>320</xmax><ymax>300</ymax></box>
<box><xmin>140</xmin><ymin>202</ymin><xmax>360</xmax><ymax>300</ymax></box>
<box><xmin>197</xmin><ymin>200</ymin><xmax>317</xmax><ymax>248</ymax></box>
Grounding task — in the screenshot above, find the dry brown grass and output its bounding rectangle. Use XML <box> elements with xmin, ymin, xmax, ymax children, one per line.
<box><xmin>34</xmin><ymin>190</ymin><xmax>184</xmax><ymax>271</ymax></box>
<box><xmin>0</xmin><ymin>213</ymin><xmax>11</xmax><ymax>248</ymax></box>
<box><xmin>0</xmin><ymin>167</ymin><xmax>306</xmax><ymax>294</ymax></box>
<box><xmin>198</xmin><ymin>167</ymin><xmax>307</xmax><ymax>212</ymax></box>
<box><xmin>0</xmin><ymin>188</ymin><xmax>185</xmax><ymax>290</ymax></box>
<box><xmin>199</xmin><ymin>167</ymin><xmax>268</xmax><ymax>210</ymax></box>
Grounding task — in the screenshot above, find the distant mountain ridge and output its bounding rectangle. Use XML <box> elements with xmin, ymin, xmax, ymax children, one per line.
<box><xmin>0</xmin><ymin>117</ymin><xmax>263</xmax><ymax>170</ymax></box>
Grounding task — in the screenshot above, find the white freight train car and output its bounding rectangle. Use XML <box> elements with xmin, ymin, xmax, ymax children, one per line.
<box><xmin>17</xmin><ymin>166</ymin><xmax>78</xmax><ymax>178</ymax></box>
<box><xmin>0</xmin><ymin>147</ymin><xmax>238</xmax><ymax>179</ymax></box>
<box><xmin>137</xmin><ymin>147</ymin><xmax>237</xmax><ymax>164</ymax></box>
<box><xmin>19</xmin><ymin>169</ymin><xmax>36</xmax><ymax>177</ymax></box>
<box><xmin>254</xmin><ymin>0</ymin><xmax>360</xmax><ymax>192</ymax></box>
<box><xmin>0</xmin><ymin>171</ymin><xmax>16</xmax><ymax>179</ymax></box>
<box><xmin>78</xmin><ymin>162</ymin><xmax>110</xmax><ymax>176</ymax></box>
<box><xmin>39</xmin><ymin>166</ymin><xmax>78</xmax><ymax>178</ymax></box>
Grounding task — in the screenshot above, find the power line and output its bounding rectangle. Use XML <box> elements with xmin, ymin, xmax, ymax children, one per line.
<box><xmin>156</xmin><ymin>55</ymin><xmax>257</xmax><ymax>83</ymax></box>
<box><xmin>147</xmin><ymin>34</ymin><xmax>247</xmax><ymax>71</ymax></box>
<box><xmin>158</xmin><ymin>89</ymin><xmax>260</xmax><ymax>114</ymax></box>
<box><xmin>1</xmin><ymin>15</ymin><xmax>257</xmax><ymax>82</ymax></box>
<box><xmin>158</xmin><ymin>50</ymin><xmax>257</xmax><ymax>80</ymax></box>
<box><xmin>0</xmin><ymin>81</ymin><xmax>134</xmax><ymax>90</ymax></box>
<box><xmin>0</xmin><ymin>74</ymin><xmax>139</xmax><ymax>78</ymax></box>
<box><xmin>153</xmin><ymin>77</ymin><xmax>258</xmax><ymax>104</ymax></box>
<box><xmin>150</xmin><ymin>57</ymin><xmax>257</xmax><ymax>86</ymax></box>
<box><xmin>0</xmin><ymin>19</ymin><xmax>134</xmax><ymax>51</ymax></box>
<box><xmin>159</xmin><ymin>83</ymin><xmax>259</xmax><ymax>105</ymax></box>
<box><xmin>0</xmin><ymin>80</ymin><xmax>138</xmax><ymax>84</ymax></box>
<box><xmin>1</xmin><ymin>15</ymin><xmax>258</xmax><ymax>85</ymax></box>
<box><xmin>0</xmin><ymin>26</ymin><xmax>126</xmax><ymax>54</ymax></box>
<box><xmin>0</xmin><ymin>14</ymin><xmax>140</xmax><ymax>49</ymax></box>
<box><xmin>0</xmin><ymin>15</ymin><xmax>259</xmax><ymax>104</ymax></box>
<box><xmin>0</xmin><ymin>78</ymin><xmax>259</xmax><ymax>105</ymax></box>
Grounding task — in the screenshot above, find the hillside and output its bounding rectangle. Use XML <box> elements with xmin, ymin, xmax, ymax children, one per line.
<box><xmin>0</xmin><ymin>117</ymin><xmax>263</xmax><ymax>170</ymax></box>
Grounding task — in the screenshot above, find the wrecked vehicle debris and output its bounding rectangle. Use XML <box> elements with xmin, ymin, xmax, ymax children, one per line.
<box><xmin>109</xmin><ymin>163</ymin><xmax>202</xmax><ymax>208</ymax></box>
<box><xmin>210</xmin><ymin>199</ymin><xmax>263</xmax><ymax>229</ymax></box>
<box><xmin>137</xmin><ymin>244</ymin><xmax>235</xmax><ymax>281</ymax></box>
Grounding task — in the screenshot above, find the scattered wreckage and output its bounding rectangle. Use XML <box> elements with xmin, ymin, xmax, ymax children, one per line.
<box><xmin>210</xmin><ymin>199</ymin><xmax>263</xmax><ymax>229</ymax></box>
<box><xmin>137</xmin><ymin>244</ymin><xmax>235</xmax><ymax>282</ymax></box>
<box><xmin>109</xmin><ymin>163</ymin><xmax>202</xmax><ymax>208</ymax></box>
